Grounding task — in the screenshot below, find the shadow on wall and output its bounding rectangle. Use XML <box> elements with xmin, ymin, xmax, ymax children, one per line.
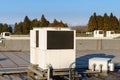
<box><xmin>76</xmin><ymin>53</ymin><xmax>115</xmax><ymax>69</ymax></box>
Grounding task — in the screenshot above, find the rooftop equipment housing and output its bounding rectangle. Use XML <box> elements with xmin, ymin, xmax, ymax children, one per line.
<box><xmin>93</xmin><ymin>30</ymin><xmax>104</xmax><ymax>38</ymax></box>
<box><xmin>30</xmin><ymin>27</ymin><xmax>76</xmax><ymax>69</ymax></box>
<box><xmin>89</xmin><ymin>57</ymin><xmax>114</xmax><ymax>72</ymax></box>
<box><xmin>106</xmin><ymin>31</ymin><xmax>115</xmax><ymax>37</ymax></box>
<box><xmin>1</xmin><ymin>32</ymin><xmax>11</xmax><ymax>38</ymax></box>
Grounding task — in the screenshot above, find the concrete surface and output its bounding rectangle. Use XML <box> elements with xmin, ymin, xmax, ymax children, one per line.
<box><xmin>1</xmin><ymin>50</ymin><xmax>120</xmax><ymax>69</ymax></box>
<box><xmin>76</xmin><ymin>39</ymin><xmax>120</xmax><ymax>50</ymax></box>
<box><xmin>0</xmin><ymin>39</ymin><xmax>30</xmax><ymax>51</ymax></box>
<box><xmin>0</xmin><ymin>37</ymin><xmax>120</xmax><ymax>51</ymax></box>
<box><xmin>0</xmin><ymin>52</ymin><xmax>30</xmax><ymax>68</ymax></box>
<box><xmin>0</xmin><ymin>50</ymin><xmax>119</xmax><ymax>80</ymax></box>
<box><xmin>76</xmin><ymin>50</ymin><xmax>120</xmax><ymax>68</ymax></box>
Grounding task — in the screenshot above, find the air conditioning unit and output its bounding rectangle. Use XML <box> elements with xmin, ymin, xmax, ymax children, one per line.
<box><xmin>30</xmin><ymin>27</ymin><xmax>76</xmax><ymax>69</ymax></box>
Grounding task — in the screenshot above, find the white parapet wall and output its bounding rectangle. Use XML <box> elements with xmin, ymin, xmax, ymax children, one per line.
<box><xmin>112</xmin><ymin>34</ymin><xmax>120</xmax><ymax>38</ymax></box>
<box><xmin>76</xmin><ymin>37</ymin><xmax>113</xmax><ymax>40</ymax></box>
<box><xmin>7</xmin><ymin>35</ymin><xmax>30</xmax><ymax>40</ymax></box>
<box><xmin>30</xmin><ymin>27</ymin><xmax>76</xmax><ymax>69</ymax></box>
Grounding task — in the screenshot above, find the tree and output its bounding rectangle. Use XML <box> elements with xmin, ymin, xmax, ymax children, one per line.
<box><xmin>13</xmin><ymin>15</ymin><xmax>68</xmax><ymax>34</ymax></box>
<box><xmin>8</xmin><ymin>26</ymin><xmax>13</xmax><ymax>33</ymax></box>
<box><xmin>0</xmin><ymin>23</ymin><xmax>3</xmax><ymax>33</ymax></box>
<box><xmin>103</xmin><ymin>13</ymin><xmax>110</xmax><ymax>31</ymax></box>
<box><xmin>31</xmin><ymin>19</ymin><xmax>40</xmax><ymax>28</ymax></box>
<box><xmin>109</xmin><ymin>13</ymin><xmax>114</xmax><ymax>30</ymax></box>
<box><xmin>49</xmin><ymin>19</ymin><xmax>68</xmax><ymax>27</ymax></box>
<box><xmin>23</xmin><ymin>16</ymin><xmax>31</xmax><ymax>34</ymax></box>
<box><xmin>49</xmin><ymin>19</ymin><xmax>58</xmax><ymax>27</ymax></box>
<box><xmin>3</xmin><ymin>24</ymin><xmax>9</xmax><ymax>32</ymax></box>
<box><xmin>40</xmin><ymin>14</ymin><xmax>49</xmax><ymax>27</ymax></box>
<box><xmin>110</xmin><ymin>13</ymin><xmax>119</xmax><ymax>31</ymax></box>
<box><xmin>97</xmin><ymin>15</ymin><xmax>104</xmax><ymax>30</ymax></box>
<box><xmin>88</xmin><ymin>12</ymin><xmax>119</xmax><ymax>32</ymax></box>
<box><xmin>118</xmin><ymin>19</ymin><xmax>120</xmax><ymax>32</ymax></box>
<box><xmin>59</xmin><ymin>20</ymin><xmax>68</xmax><ymax>27</ymax></box>
<box><xmin>14</xmin><ymin>23</ymin><xmax>18</xmax><ymax>34</ymax></box>
<box><xmin>113</xmin><ymin>16</ymin><xmax>119</xmax><ymax>31</ymax></box>
<box><xmin>88</xmin><ymin>13</ymin><xmax>98</xmax><ymax>31</ymax></box>
<box><xmin>14</xmin><ymin>22</ymin><xmax>23</xmax><ymax>34</ymax></box>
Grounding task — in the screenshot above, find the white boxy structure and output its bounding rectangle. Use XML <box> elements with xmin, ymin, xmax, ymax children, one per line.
<box><xmin>1</xmin><ymin>32</ymin><xmax>11</xmax><ymax>38</ymax></box>
<box><xmin>30</xmin><ymin>27</ymin><xmax>76</xmax><ymax>69</ymax></box>
<box><xmin>106</xmin><ymin>31</ymin><xmax>115</xmax><ymax>37</ymax></box>
<box><xmin>89</xmin><ymin>57</ymin><xmax>114</xmax><ymax>72</ymax></box>
<box><xmin>93</xmin><ymin>30</ymin><xmax>104</xmax><ymax>38</ymax></box>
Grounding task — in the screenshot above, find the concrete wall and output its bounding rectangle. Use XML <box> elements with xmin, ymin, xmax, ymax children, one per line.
<box><xmin>1</xmin><ymin>37</ymin><xmax>120</xmax><ymax>51</ymax></box>
<box><xmin>76</xmin><ymin>39</ymin><xmax>103</xmax><ymax>50</ymax></box>
<box><xmin>76</xmin><ymin>39</ymin><xmax>120</xmax><ymax>50</ymax></box>
<box><xmin>0</xmin><ymin>39</ymin><xmax>30</xmax><ymax>51</ymax></box>
<box><xmin>102</xmin><ymin>39</ymin><xmax>120</xmax><ymax>50</ymax></box>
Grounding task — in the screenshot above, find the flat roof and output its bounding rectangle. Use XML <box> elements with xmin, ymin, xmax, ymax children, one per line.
<box><xmin>0</xmin><ymin>52</ymin><xmax>30</xmax><ymax>68</ymax></box>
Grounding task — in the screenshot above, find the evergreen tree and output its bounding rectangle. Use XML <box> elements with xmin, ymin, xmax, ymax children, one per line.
<box><xmin>49</xmin><ymin>19</ymin><xmax>68</xmax><ymax>27</ymax></box>
<box><xmin>0</xmin><ymin>23</ymin><xmax>3</xmax><ymax>33</ymax></box>
<box><xmin>109</xmin><ymin>13</ymin><xmax>119</xmax><ymax>31</ymax></box>
<box><xmin>8</xmin><ymin>26</ymin><xmax>13</xmax><ymax>33</ymax></box>
<box><xmin>110</xmin><ymin>13</ymin><xmax>114</xmax><ymax>30</ymax></box>
<box><xmin>23</xmin><ymin>16</ymin><xmax>31</xmax><ymax>34</ymax></box>
<box><xmin>14</xmin><ymin>22</ymin><xmax>23</xmax><ymax>34</ymax></box>
<box><xmin>3</xmin><ymin>24</ymin><xmax>9</xmax><ymax>32</ymax></box>
<box><xmin>113</xmin><ymin>16</ymin><xmax>119</xmax><ymax>31</ymax></box>
<box><xmin>88</xmin><ymin>12</ymin><xmax>119</xmax><ymax>32</ymax></box>
<box><xmin>18</xmin><ymin>22</ymin><xmax>24</xmax><ymax>34</ymax></box>
<box><xmin>118</xmin><ymin>19</ymin><xmax>120</xmax><ymax>32</ymax></box>
<box><xmin>14</xmin><ymin>23</ymin><xmax>18</xmax><ymax>34</ymax></box>
<box><xmin>103</xmin><ymin>13</ymin><xmax>110</xmax><ymax>31</ymax></box>
<box><xmin>40</xmin><ymin>14</ymin><xmax>49</xmax><ymax>27</ymax></box>
<box><xmin>88</xmin><ymin>13</ymin><xmax>98</xmax><ymax>31</ymax></box>
<box><xmin>31</xmin><ymin>19</ymin><xmax>40</xmax><ymax>28</ymax></box>
<box><xmin>59</xmin><ymin>20</ymin><xmax>68</xmax><ymax>27</ymax></box>
<box><xmin>13</xmin><ymin>15</ymin><xmax>68</xmax><ymax>34</ymax></box>
<box><xmin>49</xmin><ymin>19</ymin><xmax>59</xmax><ymax>27</ymax></box>
<box><xmin>97</xmin><ymin>15</ymin><xmax>104</xmax><ymax>30</ymax></box>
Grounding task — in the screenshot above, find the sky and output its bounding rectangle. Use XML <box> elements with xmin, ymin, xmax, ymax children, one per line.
<box><xmin>0</xmin><ymin>0</ymin><xmax>120</xmax><ymax>26</ymax></box>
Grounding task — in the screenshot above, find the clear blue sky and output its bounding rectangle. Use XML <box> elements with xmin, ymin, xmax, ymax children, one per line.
<box><xmin>0</xmin><ymin>0</ymin><xmax>120</xmax><ymax>26</ymax></box>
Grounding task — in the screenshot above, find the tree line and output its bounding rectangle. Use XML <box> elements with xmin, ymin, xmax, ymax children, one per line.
<box><xmin>88</xmin><ymin>12</ymin><xmax>120</xmax><ymax>32</ymax></box>
<box><xmin>0</xmin><ymin>23</ymin><xmax>12</xmax><ymax>34</ymax></box>
<box><xmin>0</xmin><ymin>14</ymin><xmax>68</xmax><ymax>34</ymax></box>
<box><xmin>1</xmin><ymin>13</ymin><xmax>120</xmax><ymax>34</ymax></box>
<box><xmin>14</xmin><ymin>14</ymin><xmax>68</xmax><ymax>34</ymax></box>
